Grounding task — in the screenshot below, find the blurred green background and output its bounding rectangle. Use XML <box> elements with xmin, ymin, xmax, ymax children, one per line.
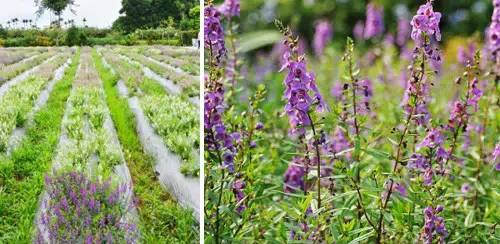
<box><xmin>230</xmin><ymin>0</ymin><xmax>493</xmax><ymax>52</ymax></box>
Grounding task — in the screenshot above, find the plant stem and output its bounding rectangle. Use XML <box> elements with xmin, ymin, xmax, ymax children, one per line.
<box><xmin>213</xmin><ymin>143</ymin><xmax>226</xmax><ymax>244</ymax></box>
<box><xmin>308</xmin><ymin>112</ymin><xmax>322</xmax><ymax>209</ymax></box>
<box><xmin>347</xmin><ymin>45</ymin><xmax>364</xmax><ymax>221</ymax></box>
<box><xmin>375</xmin><ymin>47</ymin><xmax>426</xmax><ymax>243</ymax></box>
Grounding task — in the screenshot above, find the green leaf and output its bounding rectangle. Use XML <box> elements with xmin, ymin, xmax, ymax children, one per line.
<box><xmin>238</xmin><ymin>30</ymin><xmax>283</xmax><ymax>53</ymax></box>
<box><xmin>348</xmin><ymin>230</ymin><xmax>375</xmax><ymax>244</ymax></box>
<box><xmin>464</xmin><ymin>210</ymin><xmax>475</xmax><ymax>228</ymax></box>
<box><xmin>362</xmin><ymin>148</ymin><xmax>392</xmax><ymax>160</ymax></box>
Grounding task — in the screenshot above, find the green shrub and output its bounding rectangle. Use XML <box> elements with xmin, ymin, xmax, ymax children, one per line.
<box><xmin>65</xmin><ymin>26</ymin><xmax>88</xmax><ymax>46</ymax></box>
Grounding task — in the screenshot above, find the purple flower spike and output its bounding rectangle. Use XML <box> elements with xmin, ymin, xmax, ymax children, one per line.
<box><xmin>284</xmin><ymin>157</ymin><xmax>306</xmax><ymax>193</ymax></box>
<box><xmin>488</xmin><ymin>1</ymin><xmax>500</xmax><ymax>58</ymax></box>
<box><xmin>493</xmin><ymin>143</ymin><xmax>500</xmax><ymax>171</ymax></box>
<box><xmin>205</xmin><ymin>5</ymin><xmax>226</xmax><ymax>66</ymax></box>
<box><xmin>219</xmin><ymin>0</ymin><xmax>240</xmax><ymax>18</ymax></box>
<box><xmin>410</xmin><ymin>2</ymin><xmax>442</xmax><ymax>46</ymax></box>
<box><xmin>313</xmin><ymin>20</ymin><xmax>333</xmax><ymax>57</ymax></box>
<box><xmin>421</xmin><ymin>205</ymin><xmax>448</xmax><ymax>243</ymax></box>
<box><xmin>353</xmin><ymin>21</ymin><xmax>364</xmax><ymax>40</ymax></box>
<box><xmin>205</xmin><ymin>83</ymin><xmax>238</xmax><ymax>172</ymax></box>
<box><xmin>397</xmin><ymin>18</ymin><xmax>411</xmax><ymax>47</ymax></box>
<box><xmin>419</xmin><ymin>128</ymin><xmax>444</xmax><ymax>150</ymax></box>
<box><xmin>364</xmin><ymin>3</ymin><xmax>384</xmax><ymax>39</ymax></box>
<box><xmin>457</xmin><ymin>42</ymin><xmax>477</xmax><ymax>66</ymax></box>
<box><xmin>281</xmin><ymin>43</ymin><xmax>327</xmax><ymax>136</ymax></box>
<box><xmin>232</xmin><ymin>179</ymin><xmax>246</xmax><ymax>213</ymax></box>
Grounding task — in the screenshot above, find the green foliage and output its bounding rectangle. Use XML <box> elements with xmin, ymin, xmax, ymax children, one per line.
<box><xmin>239</xmin><ymin>0</ymin><xmax>495</xmax><ymax>48</ymax></box>
<box><xmin>92</xmin><ymin>50</ymin><xmax>199</xmax><ymax>242</ymax></box>
<box><xmin>36</xmin><ymin>0</ymin><xmax>76</xmax><ymax>15</ymax></box>
<box><xmin>205</xmin><ymin>3</ymin><xmax>500</xmax><ymax>242</ymax></box>
<box><xmin>65</xmin><ymin>26</ymin><xmax>88</xmax><ymax>46</ymax></box>
<box><xmin>114</xmin><ymin>0</ymin><xmax>198</xmax><ymax>33</ymax></box>
<box><xmin>0</xmin><ymin>27</ymin><xmax>191</xmax><ymax>47</ymax></box>
<box><xmin>179</xmin><ymin>5</ymin><xmax>200</xmax><ymax>31</ymax></box>
<box><xmin>0</xmin><ymin>50</ymin><xmax>79</xmax><ymax>241</ymax></box>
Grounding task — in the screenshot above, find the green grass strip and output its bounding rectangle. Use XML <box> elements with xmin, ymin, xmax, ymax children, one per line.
<box><xmin>92</xmin><ymin>49</ymin><xmax>199</xmax><ymax>243</ymax></box>
<box><xmin>0</xmin><ymin>50</ymin><xmax>80</xmax><ymax>242</ymax></box>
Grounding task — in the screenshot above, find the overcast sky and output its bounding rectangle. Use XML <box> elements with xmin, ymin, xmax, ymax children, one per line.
<box><xmin>0</xmin><ymin>0</ymin><xmax>122</xmax><ymax>28</ymax></box>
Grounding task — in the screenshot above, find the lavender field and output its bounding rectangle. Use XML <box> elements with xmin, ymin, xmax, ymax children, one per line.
<box><xmin>204</xmin><ymin>0</ymin><xmax>499</xmax><ymax>243</ymax></box>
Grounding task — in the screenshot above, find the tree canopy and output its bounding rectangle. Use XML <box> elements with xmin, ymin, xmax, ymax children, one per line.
<box><xmin>113</xmin><ymin>0</ymin><xmax>198</xmax><ymax>33</ymax></box>
<box><xmin>35</xmin><ymin>0</ymin><xmax>76</xmax><ymax>17</ymax></box>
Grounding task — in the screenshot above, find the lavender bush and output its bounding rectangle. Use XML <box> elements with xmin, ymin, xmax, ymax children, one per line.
<box><xmin>204</xmin><ymin>0</ymin><xmax>500</xmax><ymax>243</ymax></box>
<box><xmin>36</xmin><ymin>171</ymin><xmax>138</xmax><ymax>243</ymax></box>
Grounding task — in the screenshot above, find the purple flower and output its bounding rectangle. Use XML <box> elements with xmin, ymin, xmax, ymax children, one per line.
<box><xmin>467</xmin><ymin>78</ymin><xmax>482</xmax><ymax>111</ymax></box>
<box><xmin>222</xmin><ymin>152</ymin><xmax>235</xmax><ymax>172</ymax></box>
<box><xmin>421</xmin><ymin>205</ymin><xmax>448</xmax><ymax>244</ymax></box>
<box><xmin>402</xmin><ymin>78</ymin><xmax>431</xmax><ymax>126</ymax></box>
<box><xmin>281</xmin><ymin>44</ymin><xmax>326</xmax><ymax>136</ymax></box>
<box><xmin>40</xmin><ymin>171</ymin><xmax>138</xmax><ymax>243</ymax></box>
<box><xmin>394</xmin><ymin>182</ymin><xmax>407</xmax><ymax>197</ymax></box>
<box><xmin>231</xmin><ymin>132</ymin><xmax>242</xmax><ymax>143</ymax></box>
<box><xmin>330</xmin><ymin>81</ymin><xmax>343</xmax><ymax>101</ymax></box>
<box><xmin>397</xmin><ymin>18</ymin><xmax>411</xmax><ymax>47</ymax></box>
<box><xmin>425</xmin><ymin>45</ymin><xmax>442</xmax><ymax>72</ymax></box>
<box><xmin>384</xmin><ymin>33</ymin><xmax>395</xmax><ymax>46</ymax></box>
<box><xmin>364</xmin><ymin>3</ymin><xmax>384</xmax><ymax>39</ymax></box>
<box><xmin>219</xmin><ymin>0</ymin><xmax>240</xmax><ymax>18</ymax></box>
<box><xmin>284</xmin><ymin>157</ymin><xmax>306</xmax><ymax>193</ymax></box>
<box><xmin>410</xmin><ymin>2</ymin><xmax>441</xmax><ymax>46</ymax></box>
<box><xmin>85</xmin><ymin>235</ymin><xmax>93</xmax><ymax>244</ymax></box>
<box><xmin>448</xmin><ymin>101</ymin><xmax>466</xmax><ymax>130</ymax></box>
<box><xmin>358</xmin><ymin>79</ymin><xmax>373</xmax><ymax>115</ymax></box>
<box><xmin>353</xmin><ymin>21</ymin><xmax>364</xmax><ymax>40</ymax></box>
<box><xmin>326</xmin><ymin>127</ymin><xmax>352</xmax><ymax>160</ymax></box>
<box><xmin>493</xmin><ymin>143</ymin><xmax>500</xmax><ymax>171</ymax></box>
<box><xmin>461</xmin><ymin>183</ymin><xmax>471</xmax><ymax>193</ymax></box>
<box><xmin>494</xmin><ymin>143</ymin><xmax>500</xmax><ymax>162</ymax></box>
<box><xmin>418</xmin><ymin>128</ymin><xmax>444</xmax><ymax>149</ymax></box>
<box><xmin>232</xmin><ymin>179</ymin><xmax>246</xmax><ymax>213</ymax></box>
<box><xmin>488</xmin><ymin>1</ymin><xmax>500</xmax><ymax>58</ymax></box>
<box><xmin>205</xmin><ymin>85</ymin><xmax>238</xmax><ymax>173</ymax></box>
<box><xmin>408</xmin><ymin>153</ymin><xmax>435</xmax><ymax>185</ymax></box>
<box><xmin>255</xmin><ymin>122</ymin><xmax>264</xmax><ymax>130</ymax></box>
<box><xmin>313</xmin><ymin>20</ymin><xmax>333</xmax><ymax>57</ymax></box>
<box><xmin>423</xmin><ymin>167</ymin><xmax>433</xmax><ymax>186</ymax></box>
<box><xmin>448</xmin><ymin>78</ymin><xmax>482</xmax><ymax>131</ymax></box>
<box><xmin>205</xmin><ymin>5</ymin><xmax>226</xmax><ymax>66</ymax></box>
<box><xmin>457</xmin><ymin>42</ymin><xmax>477</xmax><ymax>66</ymax></box>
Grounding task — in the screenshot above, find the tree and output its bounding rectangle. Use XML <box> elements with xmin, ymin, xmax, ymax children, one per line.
<box><xmin>35</xmin><ymin>0</ymin><xmax>76</xmax><ymax>27</ymax></box>
<box><xmin>113</xmin><ymin>0</ymin><xmax>198</xmax><ymax>33</ymax></box>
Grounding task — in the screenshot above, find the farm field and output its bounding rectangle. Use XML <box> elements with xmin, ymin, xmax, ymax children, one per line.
<box><xmin>0</xmin><ymin>45</ymin><xmax>199</xmax><ymax>242</ymax></box>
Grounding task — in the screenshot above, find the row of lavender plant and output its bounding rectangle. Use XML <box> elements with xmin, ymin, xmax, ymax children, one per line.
<box><xmin>205</xmin><ymin>0</ymin><xmax>499</xmax><ymax>242</ymax></box>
